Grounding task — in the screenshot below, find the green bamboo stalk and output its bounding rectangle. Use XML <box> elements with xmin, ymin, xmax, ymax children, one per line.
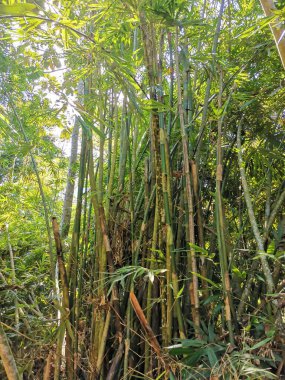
<box><xmin>6</xmin><ymin>224</ymin><xmax>19</xmax><ymax>329</ymax></box>
<box><xmin>74</xmin><ymin>156</ymin><xmax>89</xmax><ymax>360</ymax></box>
<box><xmin>215</xmin><ymin>73</ymin><xmax>234</xmax><ymax>344</ymax></box>
<box><xmin>174</xmin><ymin>26</ymin><xmax>201</xmax><ymax>337</ymax></box>
<box><xmin>118</xmin><ymin>98</ymin><xmax>129</xmax><ymax>192</ymax></box>
<box><xmin>61</xmin><ymin>118</ymin><xmax>80</xmax><ymax>239</ymax></box>
<box><xmin>145</xmin><ymin>194</ymin><xmax>159</xmax><ymax>374</ymax></box>
<box><xmin>67</xmin><ymin>130</ymin><xmax>88</xmax><ymax>379</ymax></box>
<box><xmin>88</xmin><ymin>138</ymin><xmax>123</xmax><ymax>358</ymax></box>
<box><xmin>157</xmin><ymin>31</ymin><xmax>173</xmax><ymax>346</ymax></box>
<box><xmin>167</xmin><ymin>32</ymin><xmax>174</xmax><ymax>137</ymax></box>
<box><xmin>181</xmin><ymin>36</ymin><xmax>208</xmax><ymax>299</ymax></box>
<box><xmin>106</xmin><ymin>99</ymin><xmax>119</xmax><ymax>221</ymax></box>
<box><xmin>123</xmin><ymin>103</ymin><xmax>139</xmax><ymax>380</ymax></box>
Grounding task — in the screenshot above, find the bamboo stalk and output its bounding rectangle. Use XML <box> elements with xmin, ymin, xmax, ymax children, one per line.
<box><xmin>215</xmin><ymin>73</ymin><xmax>234</xmax><ymax>343</ymax></box>
<box><xmin>6</xmin><ymin>224</ymin><xmax>19</xmax><ymax>329</ymax></box>
<box><xmin>174</xmin><ymin>26</ymin><xmax>200</xmax><ymax>337</ymax></box>
<box><xmin>0</xmin><ymin>324</ymin><xmax>20</xmax><ymax>380</ymax></box>
<box><xmin>130</xmin><ymin>292</ymin><xmax>174</xmax><ymax>376</ymax></box>
<box><xmin>259</xmin><ymin>0</ymin><xmax>285</xmax><ymax>69</ymax></box>
<box><xmin>43</xmin><ymin>351</ymin><xmax>52</xmax><ymax>380</ymax></box>
<box><xmin>60</xmin><ymin>118</ymin><xmax>80</xmax><ymax>239</ymax></box>
<box><xmin>51</xmin><ymin>217</ymin><xmax>72</xmax><ymax>380</ymax></box>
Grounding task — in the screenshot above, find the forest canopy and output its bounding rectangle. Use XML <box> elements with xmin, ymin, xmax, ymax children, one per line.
<box><xmin>0</xmin><ymin>0</ymin><xmax>285</xmax><ymax>379</ymax></box>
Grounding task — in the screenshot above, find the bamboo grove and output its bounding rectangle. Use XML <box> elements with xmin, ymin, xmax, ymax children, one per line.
<box><xmin>0</xmin><ymin>0</ymin><xmax>285</xmax><ymax>379</ymax></box>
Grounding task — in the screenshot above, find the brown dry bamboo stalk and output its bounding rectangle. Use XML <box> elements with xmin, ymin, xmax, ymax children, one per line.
<box><xmin>130</xmin><ymin>292</ymin><xmax>172</xmax><ymax>374</ymax></box>
<box><xmin>43</xmin><ymin>351</ymin><xmax>53</xmax><ymax>380</ymax></box>
<box><xmin>259</xmin><ymin>0</ymin><xmax>285</xmax><ymax>69</ymax></box>
<box><xmin>0</xmin><ymin>324</ymin><xmax>20</xmax><ymax>380</ymax></box>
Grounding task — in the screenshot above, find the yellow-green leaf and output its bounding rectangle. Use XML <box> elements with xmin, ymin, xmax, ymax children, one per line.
<box><xmin>0</xmin><ymin>4</ymin><xmax>37</xmax><ymax>16</ymax></box>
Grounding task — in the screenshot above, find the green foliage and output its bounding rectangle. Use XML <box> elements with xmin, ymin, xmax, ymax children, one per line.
<box><xmin>0</xmin><ymin>0</ymin><xmax>284</xmax><ymax>378</ymax></box>
<box><xmin>169</xmin><ymin>337</ymin><xmax>279</xmax><ymax>379</ymax></box>
<box><xmin>0</xmin><ymin>3</ymin><xmax>37</xmax><ymax>16</ymax></box>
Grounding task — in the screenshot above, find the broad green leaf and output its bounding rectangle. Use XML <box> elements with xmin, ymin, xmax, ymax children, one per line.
<box><xmin>0</xmin><ymin>4</ymin><xmax>37</xmax><ymax>15</ymax></box>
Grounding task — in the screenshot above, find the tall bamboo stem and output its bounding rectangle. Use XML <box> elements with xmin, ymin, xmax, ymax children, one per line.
<box><xmin>174</xmin><ymin>26</ymin><xmax>200</xmax><ymax>337</ymax></box>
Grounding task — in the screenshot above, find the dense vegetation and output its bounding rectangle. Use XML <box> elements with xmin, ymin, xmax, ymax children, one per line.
<box><xmin>0</xmin><ymin>0</ymin><xmax>285</xmax><ymax>379</ymax></box>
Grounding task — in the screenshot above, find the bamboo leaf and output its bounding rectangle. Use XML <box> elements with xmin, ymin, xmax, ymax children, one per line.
<box><xmin>206</xmin><ymin>347</ymin><xmax>218</xmax><ymax>367</ymax></box>
<box><xmin>0</xmin><ymin>4</ymin><xmax>37</xmax><ymax>15</ymax></box>
<box><xmin>188</xmin><ymin>243</ymin><xmax>208</xmax><ymax>255</ymax></box>
<box><xmin>176</xmin><ymin>285</ymin><xmax>184</xmax><ymax>299</ymax></box>
<box><xmin>250</xmin><ymin>337</ymin><xmax>272</xmax><ymax>350</ymax></box>
<box><xmin>181</xmin><ymin>339</ymin><xmax>207</xmax><ymax>348</ymax></box>
<box><xmin>190</xmin><ymin>272</ymin><xmax>220</xmax><ymax>289</ymax></box>
<box><xmin>78</xmin><ymin>115</ymin><xmax>105</xmax><ymax>139</ymax></box>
